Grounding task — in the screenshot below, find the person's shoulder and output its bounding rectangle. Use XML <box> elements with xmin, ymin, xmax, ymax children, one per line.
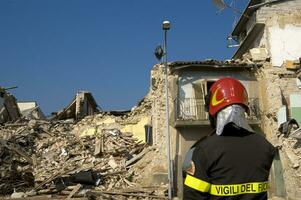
<box><xmin>191</xmin><ymin>129</ymin><xmax>215</xmax><ymax>147</ymax></box>
<box><xmin>194</xmin><ymin>133</ymin><xmax>218</xmax><ymax>149</ymax></box>
<box><xmin>250</xmin><ymin>131</ymin><xmax>271</xmax><ymax>141</ymax></box>
<box><xmin>249</xmin><ymin>131</ymin><xmax>276</xmax><ymax>149</ymax></box>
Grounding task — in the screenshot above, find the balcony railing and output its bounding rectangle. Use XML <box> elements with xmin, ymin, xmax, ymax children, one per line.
<box><xmin>175</xmin><ymin>98</ymin><xmax>261</xmax><ymax>122</ymax></box>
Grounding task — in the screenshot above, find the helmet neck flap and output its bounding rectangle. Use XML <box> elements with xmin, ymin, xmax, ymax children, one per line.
<box><xmin>216</xmin><ymin>104</ymin><xmax>253</xmax><ymax>135</ymax></box>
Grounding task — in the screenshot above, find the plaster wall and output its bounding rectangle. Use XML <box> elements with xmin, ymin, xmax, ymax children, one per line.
<box><xmin>255</xmin><ymin>4</ymin><xmax>301</xmax><ymax>67</ymax></box>
<box><xmin>121</xmin><ymin>116</ymin><xmax>151</xmax><ymax>142</ymax></box>
<box><xmin>268</xmin><ymin>24</ymin><xmax>301</xmax><ymax>66</ymax></box>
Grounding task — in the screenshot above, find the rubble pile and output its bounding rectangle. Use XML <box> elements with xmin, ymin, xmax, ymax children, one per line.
<box><xmin>276</xmin><ymin>128</ymin><xmax>301</xmax><ymax>192</ymax></box>
<box><xmin>0</xmin><ymin>125</ymin><xmax>35</xmax><ymax>194</ymax></box>
<box><xmin>0</xmin><ymin>119</ymin><xmax>167</xmax><ymax>199</ymax></box>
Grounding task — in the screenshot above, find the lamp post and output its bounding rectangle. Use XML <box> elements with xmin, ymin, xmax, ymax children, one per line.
<box><xmin>162</xmin><ymin>20</ymin><xmax>173</xmax><ymax>199</ymax></box>
<box><xmin>154</xmin><ymin>20</ymin><xmax>173</xmax><ymax>199</ymax></box>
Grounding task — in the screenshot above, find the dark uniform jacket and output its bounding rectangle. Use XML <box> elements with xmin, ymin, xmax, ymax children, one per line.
<box><xmin>183</xmin><ymin>123</ymin><xmax>276</xmax><ymax>200</ymax></box>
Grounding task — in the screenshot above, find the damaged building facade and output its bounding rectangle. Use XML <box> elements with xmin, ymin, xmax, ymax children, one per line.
<box><xmin>148</xmin><ymin>1</ymin><xmax>301</xmax><ymax>199</ymax></box>
<box><xmin>1</xmin><ymin>1</ymin><xmax>301</xmax><ymax>199</ymax></box>
<box><xmin>231</xmin><ymin>0</ymin><xmax>301</xmax><ymax>66</ymax></box>
<box><xmin>225</xmin><ymin>0</ymin><xmax>301</xmax><ymax>199</ymax></box>
<box><xmin>68</xmin><ymin>3</ymin><xmax>301</xmax><ymax>195</ymax></box>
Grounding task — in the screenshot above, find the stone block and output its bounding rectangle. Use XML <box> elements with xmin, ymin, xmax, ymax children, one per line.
<box><xmin>249</xmin><ymin>48</ymin><xmax>269</xmax><ymax>62</ymax></box>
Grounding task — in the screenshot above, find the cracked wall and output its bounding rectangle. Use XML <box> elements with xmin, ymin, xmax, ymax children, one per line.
<box><xmin>255</xmin><ymin>62</ymin><xmax>301</xmax><ymax>200</ymax></box>
<box><xmin>266</xmin><ymin>12</ymin><xmax>301</xmax><ymax>67</ymax></box>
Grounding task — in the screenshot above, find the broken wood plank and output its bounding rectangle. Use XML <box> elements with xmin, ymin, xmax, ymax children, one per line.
<box><xmin>101</xmin><ymin>170</ymin><xmax>127</xmax><ymax>176</ymax></box>
<box><xmin>34</xmin><ymin>170</ymin><xmax>63</xmax><ymax>191</ymax></box>
<box><xmin>34</xmin><ymin>166</ymin><xmax>76</xmax><ymax>191</ymax></box>
<box><xmin>4</xmin><ymin>123</ymin><xmax>27</xmax><ymax>127</ymax></box>
<box><xmin>123</xmin><ymin>178</ymin><xmax>135</xmax><ymax>187</ymax></box>
<box><xmin>65</xmin><ymin>184</ymin><xmax>81</xmax><ymax>200</ymax></box>
<box><xmin>125</xmin><ymin>147</ymin><xmax>155</xmax><ymax>167</ymax></box>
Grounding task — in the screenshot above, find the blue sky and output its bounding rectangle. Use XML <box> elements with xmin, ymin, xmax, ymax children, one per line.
<box><xmin>0</xmin><ymin>0</ymin><xmax>247</xmax><ymax>115</ymax></box>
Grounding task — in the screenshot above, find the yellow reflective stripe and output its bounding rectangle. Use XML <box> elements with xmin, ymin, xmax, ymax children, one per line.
<box><xmin>184</xmin><ymin>175</ymin><xmax>268</xmax><ymax>196</ymax></box>
<box><xmin>210</xmin><ymin>182</ymin><xmax>269</xmax><ymax>196</ymax></box>
<box><xmin>184</xmin><ymin>174</ymin><xmax>211</xmax><ymax>193</ymax></box>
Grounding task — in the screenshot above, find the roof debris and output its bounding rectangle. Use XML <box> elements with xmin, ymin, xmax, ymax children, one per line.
<box><xmin>0</xmin><ymin>118</ymin><xmax>166</xmax><ymax>199</ymax></box>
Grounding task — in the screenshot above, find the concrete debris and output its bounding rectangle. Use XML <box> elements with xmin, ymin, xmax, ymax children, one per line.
<box><xmin>249</xmin><ymin>48</ymin><xmax>269</xmax><ymax>62</ymax></box>
<box><xmin>284</xmin><ymin>147</ymin><xmax>300</xmax><ymax>169</ymax></box>
<box><xmin>0</xmin><ymin>118</ymin><xmax>165</xmax><ymax>199</ymax></box>
<box><xmin>282</xmin><ymin>59</ymin><xmax>301</xmax><ymax>70</ymax></box>
<box><xmin>10</xmin><ymin>191</ymin><xmax>27</xmax><ymax>199</ymax></box>
<box><xmin>241</xmin><ymin>48</ymin><xmax>270</xmax><ymax>64</ymax></box>
<box><xmin>290</xmin><ymin>128</ymin><xmax>301</xmax><ymax>139</ymax></box>
<box><xmin>278</xmin><ymin>119</ymin><xmax>299</xmax><ymax>137</ymax></box>
<box><xmin>275</xmin><ymin>124</ymin><xmax>301</xmax><ymax>194</ymax></box>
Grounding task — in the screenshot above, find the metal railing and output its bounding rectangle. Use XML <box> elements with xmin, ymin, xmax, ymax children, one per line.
<box><xmin>175</xmin><ymin>98</ymin><xmax>207</xmax><ymax>121</ymax></box>
<box><xmin>175</xmin><ymin>98</ymin><xmax>261</xmax><ymax>121</ymax></box>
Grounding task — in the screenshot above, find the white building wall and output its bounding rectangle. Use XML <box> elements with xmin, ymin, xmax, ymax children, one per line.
<box><xmin>254</xmin><ymin>1</ymin><xmax>301</xmax><ymax>66</ymax></box>
<box><xmin>268</xmin><ymin>24</ymin><xmax>301</xmax><ymax>66</ymax></box>
<box><xmin>17</xmin><ymin>102</ymin><xmax>37</xmax><ymax>112</ymax></box>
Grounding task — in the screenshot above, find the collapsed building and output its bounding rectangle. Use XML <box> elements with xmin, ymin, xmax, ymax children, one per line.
<box><xmin>0</xmin><ymin>87</ymin><xmax>165</xmax><ymax>199</ymax></box>
<box><xmin>1</xmin><ymin>1</ymin><xmax>301</xmax><ymax>199</ymax></box>
<box><xmin>52</xmin><ymin>91</ymin><xmax>100</xmax><ymax>120</ymax></box>
<box><xmin>0</xmin><ymin>86</ymin><xmax>47</xmax><ymax>122</ymax></box>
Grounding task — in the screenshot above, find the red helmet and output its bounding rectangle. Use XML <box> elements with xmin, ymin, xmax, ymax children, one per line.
<box><xmin>208</xmin><ymin>77</ymin><xmax>249</xmax><ymax>116</ymax></box>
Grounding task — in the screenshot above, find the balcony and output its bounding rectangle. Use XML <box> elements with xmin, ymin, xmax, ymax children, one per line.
<box><xmin>174</xmin><ymin>98</ymin><xmax>261</xmax><ymax>127</ymax></box>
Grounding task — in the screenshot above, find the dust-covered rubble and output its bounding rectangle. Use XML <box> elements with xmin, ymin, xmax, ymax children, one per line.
<box><xmin>0</xmin><ymin>118</ymin><xmax>167</xmax><ymax>199</ymax></box>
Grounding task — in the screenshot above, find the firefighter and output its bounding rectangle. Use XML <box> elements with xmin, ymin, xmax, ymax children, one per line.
<box><xmin>183</xmin><ymin>77</ymin><xmax>276</xmax><ymax>200</ymax></box>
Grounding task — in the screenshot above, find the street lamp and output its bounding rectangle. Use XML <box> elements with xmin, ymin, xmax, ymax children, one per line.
<box><xmin>163</xmin><ymin>20</ymin><xmax>173</xmax><ymax>200</ymax></box>
<box><xmin>155</xmin><ymin>20</ymin><xmax>173</xmax><ymax>199</ymax></box>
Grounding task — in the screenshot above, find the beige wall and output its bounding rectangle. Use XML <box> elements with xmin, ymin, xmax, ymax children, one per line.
<box><xmin>121</xmin><ymin>116</ymin><xmax>150</xmax><ymax>142</ymax></box>
<box><xmin>172</xmin><ymin>126</ymin><xmax>213</xmax><ymax>198</ymax></box>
